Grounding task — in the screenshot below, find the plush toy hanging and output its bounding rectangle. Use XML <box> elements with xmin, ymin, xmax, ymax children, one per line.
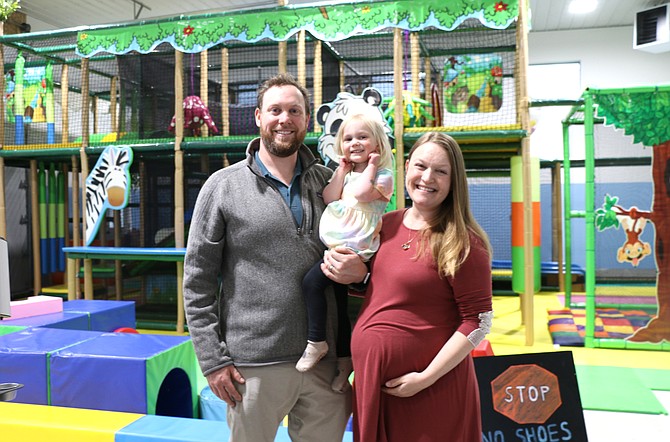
<box><xmin>168</xmin><ymin>95</ymin><xmax>218</xmax><ymax>136</ymax></box>
<box><xmin>168</xmin><ymin>53</ymin><xmax>218</xmax><ymax>137</ymax></box>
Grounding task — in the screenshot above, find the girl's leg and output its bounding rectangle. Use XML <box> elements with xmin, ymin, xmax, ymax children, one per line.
<box><xmin>302</xmin><ymin>260</ymin><xmax>331</xmax><ymax>342</ymax></box>
<box><xmin>333</xmin><ymin>284</ymin><xmax>351</xmax><ymax>357</ymax></box>
<box><xmin>331</xmin><ymin>284</ymin><xmax>353</xmax><ymax>393</ymax></box>
<box><xmin>297</xmin><ymin>260</ymin><xmax>331</xmax><ymax>372</ymax></box>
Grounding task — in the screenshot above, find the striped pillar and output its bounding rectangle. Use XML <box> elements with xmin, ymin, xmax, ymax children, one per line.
<box><xmin>48</xmin><ymin>164</ymin><xmax>58</xmax><ymax>274</ymax></box>
<box><xmin>38</xmin><ymin>163</ymin><xmax>48</xmax><ymax>275</ymax></box>
<box><xmin>511</xmin><ymin>156</ymin><xmax>541</xmax><ymax>294</ymax></box>
<box><xmin>57</xmin><ymin>170</ymin><xmax>66</xmax><ymax>272</ymax></box>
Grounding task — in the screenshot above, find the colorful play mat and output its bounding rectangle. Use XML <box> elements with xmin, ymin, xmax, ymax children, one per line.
<box><xmin>548</xmin><ymin>307</ymin><xmax>654</xmax><ymax>347</ymax></box>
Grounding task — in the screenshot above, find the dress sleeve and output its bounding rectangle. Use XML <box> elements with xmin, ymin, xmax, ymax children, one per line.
<box><xmin>374</xmin><ymin>168</ymin><xmax>395</xmax><ymax>200</ymax></box>
<box><xmin>449</xmin><ymin>234</ymin><xmax>493</xmax><ymax>347</ymax></box>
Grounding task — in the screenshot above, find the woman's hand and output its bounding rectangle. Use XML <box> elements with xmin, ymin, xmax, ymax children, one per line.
<box><xmin>382</xmin><ymin>371</ymin><xmax>432</xmax><ymax>398</ymax></box>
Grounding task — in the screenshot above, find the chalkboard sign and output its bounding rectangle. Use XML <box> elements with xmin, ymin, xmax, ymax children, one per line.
<box><xmin>474</xmin><ymin>351</ymin><xmax>588</xmax><ymax>442</ymax></box>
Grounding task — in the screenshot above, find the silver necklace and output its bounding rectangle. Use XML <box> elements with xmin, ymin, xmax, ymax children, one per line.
<box><xmin>401</xmin><ymin>226</ymin><xmax>418</xmax><ymax>250</ymax></box>
<box><xmin>401</xmin><ymin>209</ymin><xmax>420</xmax><ymax>250</ymax></box>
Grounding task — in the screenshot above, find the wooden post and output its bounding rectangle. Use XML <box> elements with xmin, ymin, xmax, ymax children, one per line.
<box><xmin>297</xmin><ymin>30</ymin><xmax>306</xmax><ymax>87</ymax></box>
<box><xmin>313</xmin><ymin>40</ymin><xmax>322</xmax><ymax>134</ymax></box>
<box><xmin>61</xmin><ymin>65</ymin><xmax>69</xmax><ymax>144</ymax></box>
<box><xmin>70</xmin><ymin>155</ymin><xmax>81</xmax><ymax>299</ymax></box>
<box><xmin>61</xmin><ymin>163</ymin><xmax>70</xmax><ymax>268</ymax></box>
<box><xmin>114</xmin><ymin>210</ymin><xmax>122</xmax><ymax>300</ymax></box>
<box><xmin>394</xmin><ymin>28</ymin><xmax>405</xmax><ymax>210</ymax></box>
<box><xmin>516</xmin><ymin>0</ymin><xmax>534</xmax><ymax>345</ymax></box>
<box><xmin>552</xmin><ymin>162</ymin><xmax>565</xmax><ymax>293</ymax></box>
<box><xmin>79</xmin><ymin>57</ymin><xmax>94</xmax><ymax>300</ymax></box>
<box><xmin>278</xmin><ymin>0</ymin><xmax>287</xmax><ymax>73</ymax></box>
<box><xmin>200</xmin><ymin>50</ymin><xmax>209</xmax><ymax>138</ymax></box>
<box><xmin>411</xmin><ymin>33</ymin><xmax>420</xmax><ymax>98</ymax></box>
<box><xmin>221</xmin><ymin>47</ymin><xmax>230</xmax><ymax>137</ymax></box>
<box><xmin>424</xmin><ymin>58</ymin><xmax>432</xmax><ymax>102</ymax></box>
<box><xmin>92</xmin><ymin>96</ymin><xmax>98</xmax><ymax>135</ymax></box>
<box><xmin>278</xmin><ymin>41</ymin><xmax>287</xmax><ymax>74</ymax></box>
<box><xmin>174</xmin><ymin>50</ymin><xmax>186</xmax><ymax>333</ymax></box>
<box><xmin>0</xmin><ymin>29</ymin><xmax>5</xmax><ymax>239</ymax></box>
<box><xmin>111</xmin><ymin>76</ymin><xmax>118</xmax><ymax>133</ymax></box>
<box><xmin>30</xmin><ymin>160</ymin><xmax>42</xmax><ymax>295</ymax></box>
<box><xmin>0</xmin><ymin>157</ymin><xmax>4</xmax><ymax>239</ymax></box>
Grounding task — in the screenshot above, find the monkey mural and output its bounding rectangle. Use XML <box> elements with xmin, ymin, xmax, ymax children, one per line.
<box><xmin>615</xmin><ymin>207</ymin><xmax>652</xmax><ymax>267</ymax></box>
<box><xmin>595</xmin><ymin>195</ymin><xmax>668</xmax><ymax>343</ymax></box>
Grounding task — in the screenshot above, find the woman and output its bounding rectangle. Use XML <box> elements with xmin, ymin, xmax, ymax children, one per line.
<box><xmin>350</xmin><ymin>132</ymin><xmax>493</xmax><ymax>441</ymax></box>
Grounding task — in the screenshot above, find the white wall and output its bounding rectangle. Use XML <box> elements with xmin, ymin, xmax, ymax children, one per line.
<box><xmin>529</xmin><ymin>26</ymin><xmax>670</xmax><ymax>90</ymax></box>
<box><xmin>527</xmin><ymin>26</ymin><xmax>670</xmax><ymax>163</ymax></box>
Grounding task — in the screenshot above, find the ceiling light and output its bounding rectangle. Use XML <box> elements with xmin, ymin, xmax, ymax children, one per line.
<box><xmin>568</xmin><ymin>0</ymin><xmax>598</xmax><ymax>14</ymax></box>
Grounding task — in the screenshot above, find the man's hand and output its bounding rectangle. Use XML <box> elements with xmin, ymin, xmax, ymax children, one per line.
<box><xmin>322</xmin><ymin>247</ymin><xmax>367</xmax><ymax>285</ymax></box>
<box><xmin>206</xmin><ymin>365</ymin><xmax>246</xmax><ymax>407</ymax></box>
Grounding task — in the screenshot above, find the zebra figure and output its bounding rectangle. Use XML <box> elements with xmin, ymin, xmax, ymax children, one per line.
<box><xmin>85</xmin><ymin>145</ymin><xmax>134</xmax><ymax>246</ymax></box>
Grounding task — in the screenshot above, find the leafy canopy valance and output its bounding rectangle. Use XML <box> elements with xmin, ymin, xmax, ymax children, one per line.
<box><xmin>77</xmin><ymin>0</ymin><xmax>518</xmax><ymax>57</ymax></box>
<box><xmin>590</xmin><ymin>87</ymin><xmax>670</xmax><ymax>147</ymax></box>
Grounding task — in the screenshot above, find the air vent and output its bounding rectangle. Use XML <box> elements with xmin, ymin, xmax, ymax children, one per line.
<box><xmin>634</xmin><ymin>4</ymin><xmax>670</xmax><ymax>53</ymax></box>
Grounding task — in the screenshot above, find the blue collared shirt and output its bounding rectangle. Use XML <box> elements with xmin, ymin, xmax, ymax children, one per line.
<box><xmin>255</xmin><ymin>151</ymin><xmax>304</xmax><ymax>226</ymax></box>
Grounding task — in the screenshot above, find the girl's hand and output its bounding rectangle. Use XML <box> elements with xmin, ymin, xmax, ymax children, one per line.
<box><xmin>368</xmin><ymin>152</ymin><xmax>381</xmax><ymax>166</ymax></box>
<box><xmin>338</xmin><ymin>157</ymin><xmax>353</xmax><ymax>171</ymax></box>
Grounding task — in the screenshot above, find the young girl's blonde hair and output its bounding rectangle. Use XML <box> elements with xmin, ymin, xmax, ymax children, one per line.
<box><xmin>333</xmin><ymin>113</ymin><xmax>394</xmax><ymax>171</ymax></box>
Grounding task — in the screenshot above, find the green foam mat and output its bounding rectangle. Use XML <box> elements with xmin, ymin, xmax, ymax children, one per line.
<box><xmin>634</xmin><ymin>368</ymin><xmax>670</xmax><ymax>391</ymax></box>
<box><xmin>576</xmin><ymin>365</ymin><xmax>668</xmax><ymax>415</ymax></box>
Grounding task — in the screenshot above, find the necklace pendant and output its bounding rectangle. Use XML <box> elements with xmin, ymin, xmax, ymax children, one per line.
<box><xmin>402</xmin><ymin>242</ymin><xmax>411</xmax><ymax>250</ymax></box>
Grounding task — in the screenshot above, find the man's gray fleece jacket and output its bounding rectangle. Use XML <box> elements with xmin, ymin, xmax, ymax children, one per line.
<box><xmin>183</xmin><ymin>138</ymin><xmax>339</xmax><ymax>376</ymax></box>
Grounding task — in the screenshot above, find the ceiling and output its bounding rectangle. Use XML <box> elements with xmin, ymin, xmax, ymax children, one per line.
<box><xmin>12</xmin><ymin>0</ymin><xmax>664</xmax><ymax>34</ymax></box>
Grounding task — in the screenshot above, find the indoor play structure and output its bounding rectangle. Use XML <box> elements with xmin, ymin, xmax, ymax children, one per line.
<box><xmin>0</xmin><ymin>0</ymin><xmax>538</xmax><ymax>337</ymax></box>
<box><xmin>556</xmin><ymin>85</ymin><xmax>670</xmax><ymax>351</ymax></box>
<box><xmin>0</xmin><ymin>0</ymin><xmax>540</xmax><ymax>439</ymax></box>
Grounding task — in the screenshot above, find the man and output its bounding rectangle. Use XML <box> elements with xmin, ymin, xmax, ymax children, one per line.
<box><xmin>183</xmin><ymin>73</ymin><xmax>367</xmax><ymax>441</ymax></box>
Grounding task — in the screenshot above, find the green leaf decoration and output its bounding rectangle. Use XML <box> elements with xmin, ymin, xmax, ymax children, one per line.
<box><xmin>0</xmin><ymin>0</ymin><xmax>20</xmax><ymax>23</ymax></box>
<box><xmin>77</xmin><ymin>0</ymin><xmax>519</xmax><ymax>57</ymax></box>
<box><xmin>591</xmin><ymin>89</ymin><xmax>670</xmax><ymax>147</ymax></box>
<box><xmin>595</xmin><ymin>194</ymin><xmax>620</xmax><ymax>231</ymax></box>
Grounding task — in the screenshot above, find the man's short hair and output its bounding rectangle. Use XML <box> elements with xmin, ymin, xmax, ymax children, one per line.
<box><xmin>256</xmin><ymin>73</ymin><xmax>311</xmax><ymax>117</ymax></box>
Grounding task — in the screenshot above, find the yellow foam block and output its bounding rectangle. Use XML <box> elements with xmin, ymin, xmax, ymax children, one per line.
<box><xmin>0</xmin><ymin>402</ymin><xmax>143</xmax><ymax>442</ymax></box>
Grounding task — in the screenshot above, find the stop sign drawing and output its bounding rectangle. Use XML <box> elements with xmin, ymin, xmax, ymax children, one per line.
<box><xmin>490</xmin><ymin>364</ymin><xmax>562</xmax><ymax>424</ymax></box>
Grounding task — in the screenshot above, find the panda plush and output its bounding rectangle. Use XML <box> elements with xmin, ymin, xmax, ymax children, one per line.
<box><xmin>316</xmin><ymin>87</ymin><xmax>391</xmax><ymax>170</ymax></box>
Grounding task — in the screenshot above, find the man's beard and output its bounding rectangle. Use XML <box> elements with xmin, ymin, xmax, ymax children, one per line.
<box><xmin>260</xmin><ymin>127</ymin><xmax>305</xmax><ymax>158</ymax></box>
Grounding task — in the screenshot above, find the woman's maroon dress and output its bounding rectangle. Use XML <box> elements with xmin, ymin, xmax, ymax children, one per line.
<box><xmin>351</xmin><ymin>210</ymin><xmax>492</xmax><ymax>442</ymax></box>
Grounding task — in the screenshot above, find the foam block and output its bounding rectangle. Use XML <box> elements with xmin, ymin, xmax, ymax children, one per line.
<box><xmin>1</xmin><ymin>310</ymin><xmax>90</xmax><ymax>330</ymax></box>
<box><xmin>199</xmin><ymin>386</ymin><xmax>227</xmax><ymax>421</ymax></box>
<box><xmin>116</xmin><ymin>414</ymin><xmax>230</xmax><ymax>441</ymax></box>
<box><xmin>471</xmin><ymin>339</ymin><xmax>494</xmax><ymax>357</ymax></box>
<box><xmin>0</xmin><ymin>328</ymin><xmax>103</xmax><ymax>405</ymax></box>
<box><xmin>63</xmin><ymin>299</ymin><xmax>136</xmax><ymax>332</ymax></box>
<box><xmin>50</xmin><ymin>333</ymin><xmax>198</xmax><ymax>416</ymax></box>
<box><xmin>0</xmin><ymin>324</ymin><xmax>25</xmax><ymax>336</ymax></box>
<box><xmin>9</xmin><ymin>295</ymin><xmax>63</xmax><ymax>319</ymax></box>
<box><xmin>0</xmin><ymin>401</ymin><xmax>142</xmax><ymax>442</ymax></box>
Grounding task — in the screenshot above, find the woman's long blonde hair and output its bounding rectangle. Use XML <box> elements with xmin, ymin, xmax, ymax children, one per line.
<box><xmin>409</xmin><ymin>132</ymin><xmax>492</xmax><ymax>277</ymax></box>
